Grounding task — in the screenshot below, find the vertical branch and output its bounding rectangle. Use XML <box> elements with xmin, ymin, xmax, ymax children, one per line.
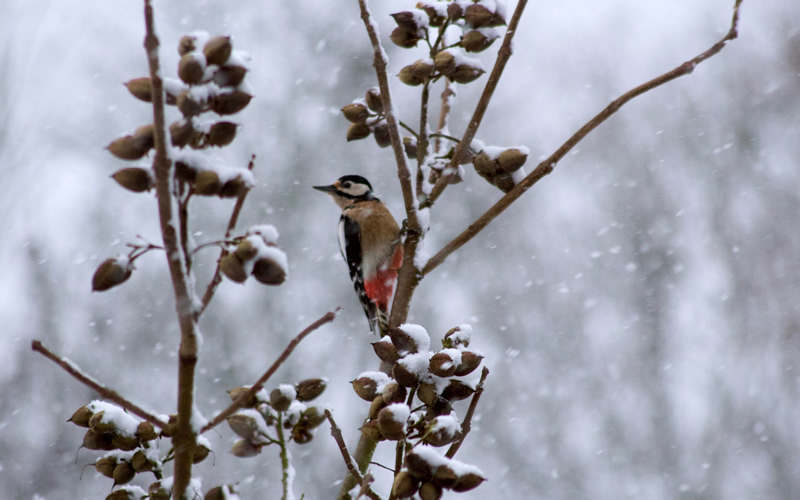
<box><xmin>143</xmin><ymin>1</ymin><xmax>199</xmax><ymax>497</ymax></box>
<box><xmin>434</xmin><ymin>79</ymin><xmax>454</xmax><ymax>155</ymax></box>
<box><xmin>416</xmin><ymin>81</ymin><xmax>431</xmax><ymax>199</ymax></box>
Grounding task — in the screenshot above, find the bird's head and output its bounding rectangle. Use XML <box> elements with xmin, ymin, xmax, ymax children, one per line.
<box><xmin>313</xmin><ymin>175</ymin><xmax>375</xmax><ymax>209</ymax></box>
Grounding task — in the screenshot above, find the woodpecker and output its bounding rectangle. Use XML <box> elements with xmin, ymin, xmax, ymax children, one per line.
<box><xmin>314</xmin><ymin>175</ymin><xmax>404</xmax><ymax>335</ymax></box>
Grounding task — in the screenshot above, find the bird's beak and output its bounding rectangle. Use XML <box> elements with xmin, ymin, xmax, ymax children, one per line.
<box><xmin>313</xmin><ymin>184</ymin><xmax>337</xmax><ymax>194</ymax></box>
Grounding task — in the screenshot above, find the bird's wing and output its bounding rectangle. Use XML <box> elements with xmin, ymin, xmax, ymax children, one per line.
<box><xmin>339</xmin><ymin>212</ymin><xmax>379</xmax><ymax>334</ymax></box>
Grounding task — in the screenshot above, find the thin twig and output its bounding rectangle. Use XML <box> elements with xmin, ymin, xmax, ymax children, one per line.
<box><xmin>325</xmin><ymin>410</ymin><xmax>381</xmax><ymax>500</ymax></box>
<box><xmin>433</xmin><ymin>79</ymin><xmax>455</xmax><ymax>154</ymax></box>
<box><xmin>422</xmin><ymin>0</ymin><xmax>529</xmax><ymax>209</ymax></box>
<box><xmin>421</xmin><ymin>0</ymin><xmax>744</xmax><ymax>276</ymax></box>
<box><xmin>446</xmin><ymin>367</ymin><xmax>489</xmax><ymax>459</ymax></box>
<box><xmin>32</xmin><ymin>340</ymin><xmax>169</xmax><ymax>429</ymax></box>
<box><xmin>200</xmin><ymin>310</ymin><xmax>338</xmax><ymax>433</ymax></box>
<box><xmin>197</xmin><ymin>154</ymin><xmax>256</xmax><ymax>319</ymax></box>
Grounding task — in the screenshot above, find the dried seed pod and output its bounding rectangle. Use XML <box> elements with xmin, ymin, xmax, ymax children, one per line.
<box><xmin>107</xmin><ymin>490</ymin><xmax>136</xmax><ymax>500</ymax></box>
<box><xmin>497</xmin><ymin>148</ymin><xmax>528</xmax><ymax>173</ymax></box>
<box><xmin>398</xmin><ymin>65</ymin><xmax>423</xmax><ymax>86</ymax></box>
<box><xmin>373</xmin><ymin>123</ymin><xmax>391</xmax><ymax>148</ymax></box>
<box><xmin>461</xmin><ymin>30</ymin><xmax>495</xmax><ymax>53</ymax></box>
<box><xmin>382</xmin><ymin>381</ymin><xmax>408</xmax><ymax>405</ymax></box>
<box><xmin>220</xmin><ymin>176</ymin><xmax>249</xmax><ymax>199</ymax></box>
<box><xmin>428</xmin><ymin>397</ymin><xmax>453</xmax><ymax>418</ymax></box>
<box><xmin>132</xmin><ymin>449</ymin><xmax>153</xmax><ymax>473</ymax></box>
<box><xmin>429</xmin><ymin>351</ymin><xmax>458</xmax><ymax>378</ymax></box>
<box><xmin>341</xmin><ymin>103</ymin><xmax>370</xmax><ymax>123</ymax></box>
<box><xmin>392</xmin><ymin>360</ymin><xmax>419</xmax><ymax>388</ymax></box>
<box><xmin>297</xmin><ymin>406</ymin><xmax>326</xmax><ymax>430</ymax></box>
<box><xmin>175</xmin><ymin>161</ymin><xmax>197</xmax><ymax>183</ymax></box>
<box><xmin>195</xmin><ymin>170</ymin><xmax>223</xmax><ymax>195</ymax></box>
<box><xmin>403</xmin><ymin>136</ymin><xmax>418</xmax><ymax>160</ymax></box>
<box><xmin>443</xmin><ymin>325</ymin><xmax>471</xmax><ymax>347</ymax></box>
<box><xmin>149</xmin><ymin>482</ymin><xmax>171</xmax><ymax>500</ymax></box>
<box><xmin>227</xmin><ymin>414</ymin><xmax>260</xmax><ymax>440</ymax></box>
<box><xmin>207</xmin><ymin>121</ymin><xmax>238</xmax><ymax>147</ymax></box>
<box><xmin>365</xmin><ymin>88</ymin><xmax>382</xmax><ymax>113</ymax></box>
<box><xmin>160</xmin><ymin>414</ymin><xmax>178</xmax><ymax>438</ymax></box>
<box><xmin>193</xmin><ymin>443</ymin><xmax>211</xmax><ymax>464</ymax></box>
<box><xmin>417</xmin><ymin>381</ymin><xmax>438</xmax><ymax>406</ymax></box>
<box><xmin>360</xmin><ymin>419</ymin><xmax>384</xmax><ymax>441</ymax></box>
<box><xmin>423</xmin><ymin>417</ymin><xmax>459</xmax><ymax>447</ymax></box>
<box><xmin>441</xmin><ymin>379</ymin><xmax>475</xmax><ymax>401</ymax></box>
<box><xmin>494</xmin><ymin>171</ymin><xmax>515</xmax><ymax>193</ymax></box>
<box><xmin>447</xmin><ymin>2</ymin><xmax>463</xmax><ymax>21</ymax></box>
<box><xmin>178</xmin><ymin>35</ymin><xmax>197</xmax><ymax>56</ymax></box>
<box><xmin>352</xmin><ymin>376</ymin><xmax>380</xmax><ymax>401</ymax></box>
<box><xmin>433</xmin><ymin>51</ymin><xmax>456</xmax><ymax>76</ymax></box>
<box><xmin>368</xmin><ymin>395</ymin><xmax>388</xmax><ymax>420</ymax></box>
<box><xmin>372</xmin><ymin>339</ymin><xmax>400</xmax><ymax>364</ymax></box>
<box><xmin>231</xmin><ymin>439</ymin><xmax>261</xmax><ymax>458</ymax></box>
<box><xmin>252</xmin><ymin>256</ymin><xmax>286</xmax><ymax>285</ymax></box>
<box><xmin>419</xmin><ymin>481</ymin><xmax>443</xmax><ymax>500</ymax></box>
<box><xmin>134</xmin><ymin>422</ymin><xmax>157</xmax><ymax>443</ymax></box>
<box><xmin>112</xmin><ymin>167</ymin><xmax>153</xmax><ymax>193</ymax></box>
<box><xmin>204</xmin><ymin>36</ymin><xmax>232</xmax><ymax>66</ymax></box>
<box><xmin>454</xmin><ymin>351</ymin><xmax>483</xmax><ymax>376</ymax></box>
<box><xmin>473</xmin><ymin>151</ymin><xmax>498</xmax><ymax>175</ymax></box>
<box><xmin>433</xmin><ymin>464</ymin><xmax>459</xmax><ymax>489</ymax></box>
<box><xmin>269</xmin><ymin>387</ymin><xmax>294</xmax><ymax>412</ymax></box>
<box><xmin>177</xmin><ymin>90</ymin><xmax>204</xmax><ymax>117</ymax></box>
<box><xmin>464</xmin><ymin>4</ymin><xmax>495</xmax><ymax>28</ymax></box>
<box><xmin>392</xmin><ymin>470</ymin><xmax>420</xmax><ymax>499</ymax></box>
<box><xmin>390</xmin><ymin>326</ymin><xmax>423</xmax><ymax>354</ymax></box>
<box><xmin>178</xmin><ymin>53</ymin><xmax>206</xmax><ymax>85</ymax></box>
<box><xmin>295</xmin><ymin>378</ymin><xmax>327</xmax><ymax>401</ymax></box>
<box><xmin>92</xmin><ymin>258</ymin><xmax>132</xmax><ymax>292</ymax></box>
<box><xmin>405</xmin><ymin>450</ymin><xmax>433</xmax><ymax>480</ymax></box>
<box><xmin>95</xmin><ymin>456</ymin><xmax>117</xmax><ymax>478</ymax></box>
<box><xmin>391</xmin><ymin>11</ymin><xmax>420</xmax><ymax>30</ymax></box>
<box><xmin>450</xmin><ymin>64</ymin><xmax>485</xmax><ymax>84</ymax></box>
<box><xmin>112</xmin><ymin>461</ymin><xmax>135</xmax><ymax>486</ymax></box>
<box><xmin>416</xmin><ymin>3</ymin><xmax>446</xmax><ymax>26</ymax></box>
<box><xmin>170</xmin><ymin>120</ymin><xmax>194</xmax><ymax>147</ymax></box>
<box><xmin>390</xmin><ymin>27</ymin><xmax>421</xmax><ymax>49</ymax></box>
<box><xmin>212</xmin><ymin>90</ymin><xmax>252</xmax><ymax>115</ymax></box>
<box><xmin>410</xmin><ymin>59</ymin><xmax>435</xmax><ymax>79</ymax></box>
<box><xmin>69</xmin><ymin>406</ymin><xmax>94</xmax><ymax>428</ymax></box>
<box><xmin>291</xmin><ymin>427</ymin><xmax>313</xmax><ymax>444</ymax></box>
<box><xmin>112</xmin><ymin>433</ymin><xmax>140</xmax><ymax>451</ymax></box>
<box><xmin>346</xmin><ymin>122</ymin><xmax>371</xmax><ymax>141</ymax></box>
<box><xmin>452</xmin><ymin>471</ymin><xmax>486</xmax><ymax>492</ymax></box>
<box><xmin>220</xmin><ymin>253</ymin><xmax>247</xmax><ymax>283</ymax></box>
<box><xmin>227</xmin><ymin>387</ymin><xmax>259</xmax><ymax>408</ymax></box>
<box><xmin>107</xmin><ymin>135</ymin><xmax>148</xmax><ymax>161</ymax></box>
<box><xmin>234</xmin><ymin>239</ymin><xmax>258</xmax><ymax>261</ymax></box>
<box><xmin>213</xmin><ymin>65</ymin><xmax>248</xmax><ymax>87</ymax></box>
<box><xmin>125</xmin><ymin>77</ymin><xmax>153</xmax><ymax>102</ymax></box>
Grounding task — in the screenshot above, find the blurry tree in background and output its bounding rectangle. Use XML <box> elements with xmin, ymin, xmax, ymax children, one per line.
<box><xmin>2</xmin><ymin>0</ymin><xmax>800</xmax><ymax>499</ymax></box>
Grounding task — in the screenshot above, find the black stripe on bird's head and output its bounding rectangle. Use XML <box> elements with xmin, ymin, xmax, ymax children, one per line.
<box><xmin>314</xmin><ymin>175</ymin><xmax>376</xmax><ymax>207</ymax></box>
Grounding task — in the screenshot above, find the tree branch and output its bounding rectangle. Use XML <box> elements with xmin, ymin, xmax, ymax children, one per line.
<box><xmin>200</xmin><ymin>310</ymin><xmax>338</xmax><ymax>434</ymax></box>
<box><xmin>325</xmin><ymin>410</ymin><xmax>381</xmax><ymax>500</ymax></box>
<box><xmin>446</xmin><ymin>367</ymin><xmax>489</xmax><ymax>459</ymax></box>
<box><xmin>421</xmin><ymin>0</ymin><xmax>744</xmax><ymax>277</ymax></box>
<box><xmin>422</xmin><ymin>0</ymin><xmax>529</xmax><ymax>209</ymax></box>
<box><xmin>31</xmin><ymin>340</ymin><xmax>169</xmax><ymax>429</ymax></box>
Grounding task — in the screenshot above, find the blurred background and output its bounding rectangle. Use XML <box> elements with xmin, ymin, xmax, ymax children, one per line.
<box><xmin>2</xmin><ymin>0</ymin><xmax>798</xmax><ymax>498</ymax></box>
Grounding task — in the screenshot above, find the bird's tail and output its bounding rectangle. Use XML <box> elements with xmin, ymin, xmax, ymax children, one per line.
<box><xmin>376</xmin><ymin>306</ymin><xmax>390</xmax><ymax>337</ymax></box>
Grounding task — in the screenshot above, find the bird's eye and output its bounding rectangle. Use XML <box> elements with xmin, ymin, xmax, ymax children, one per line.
<box><xmin>342</xmin><ymin>182</ymin><xmax>351</xmax><ymax>188</ymax></box>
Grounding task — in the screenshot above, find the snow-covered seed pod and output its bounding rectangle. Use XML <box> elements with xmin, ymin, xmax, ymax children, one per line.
<box><xmin>416</xmin><ymin>3</ymin><xmax>446</xmax><ymax>26</ymax></box>
<box><xmin>227</xmin><ymin>414</ymin><xmax>260</xmax><ymax>440</ymax></box>
<box><xmin>207</xmin><ymin>121</ymin><xmax>238</xmax><ymax>147</ymax></box>
<box><xmin>212</xmin><ymin>90</ymin><xmax>252</xmax><ymax>115</ymax></box>
<box><xmin>382</xmin><ymin>381</ymin><xmax>408</xmax><ymax>405</ymax></box>
<box><xmin>494</xmin><ymin>171</ymin><xmax>515</xmax><ymax>193</ymax></box>
<box><xmin>372</xmin><ymin>338</ymin><xmax>400</xmax><ymax>364</ymax></box>
<box><xmin>392</xmin><ymin>360</ymin><xmax>420</xmax><ymax>388</ymax></box>
<box><xmin>405</xmin><ymin>451</ymin><xmax>434</xmax><ymax>480</ymax></box>
<box><xmin>441</xmin><ymin>379</ymin><xmax>475</xmax><ymax>402</ymax></box>
<box><xmin>341</xmin><ymin>103</ymin><xmax>370</xmax><ymax>123</ymax></box>
<box><xmin>450</xmin><ymin>64</ymin><xmax>485</xmax><ymax>84</ymax></box>
<box><xmin>230</xmin><ymin>439</ymin><xmax>261</xmax><ymax>458</ymax></box>
<box><xmin>111</xmin><ymin>433</ymin><xmax>140</xmax><ymax>451</ymax></box>
<box><xmin>410</xmin><ymin>59</ymin><xmax>435</xmax><ymax>79</ymax></box>
<box><xmin>169</xmin><ymin>120</ymin><xmax>194</xmax><ymax>147</ymax></box>
<box><xmin>391</xmin><ymin>11</ymin><xmax>420</xmax><ymax>31</ymax></box>
<box><xmin>112</xmin><ymin>461</ymin><xmax>135</xmax><ymax>487</ymax></box>
<box><xmin>92</xmin><ymin>259</ymin><xmax>132</xmax><ymax>292</ymax></box>
<box><xmin>433</xmin><ymin>464</ymin><xmax>458</xmax><ymax>489</ymax></box>
<box><xmin>454</xmin><ymin>351</ymin><xmax>483</xmax><ymax>376</ymax></box>
<box><xmin>403</xmin><ymin>136</ymin><xmax>418</xmax><ymax>160</ymax></box>
<box><xmin>252</xmin><ymin>256</ymin><xmax>286</xmax><ymax>285</ymax></box>
<box><xmin>365</xmin><ymin>88</ymin><xmax>383</xmax><ymax>113</ymax></box>
<box><xmin>298</xmin><ymin>407</ymin><xmax>326</xmax><ymax>430</ymax></box>
<box><xmin>269</xmin><ymin>387</ymin><xmax>295</xmax><ymax>412</ymax></box>
<box><xmin>193</xmin><ymin>443</ymin><xmax>211</xmax><ymax>464</ymax></box>
<box><xmin>178</xmin><ymin>35</ymin><xmax>197</xmax><ymax>56</ymax></box>
<box><xmin>429</xmin><ymin>351</ymin><xmax>458</xmax><ymax>378</ymax></box>
<box><xmin>177</xmin><ymin>90</ymin><xmax>204</xmax><ymax>117</ymax></box>
<box><xmin>291</xmin><ymin>427</ymin><xmax>313</xmax><ymax>444</ymax></box>
<box><xmin>205</xmin><ymin>485</ymin><xmax>238</xmax><ymax>500</ymax></box>
<box><xmin>131</xmin><ymin>450</ymin><xmax>154</xmax><ymax>473</ymax></box>
<box><xmin>213</xmin><ymin>64</ymin><xmax>247</xmax><ymax>87</ymax></box>
<box><xmin>360</xmin><ymin>419</ymin><xmax>384</xmax><ymax>441</ymax></box>
<box><xmin>234</xmin><ymin>239</ymin><xmax>258</xmax><ymax>261</ymax></box>
<box><xmin>392</xmin><ymin>469</ymin><xmax>420</xmax><ymax>499</ymax></box>
<box><xmin>69</xmin><ymin>405</ymin><xmax>94</xmax><ymax>428</ymax></box>
<box><xmin>497</xmin><ymin>148</ymin><xmax>528</xmax><ymax>172</ymax></box>
<box><xmin>373</xmin><ymin>123</ymin><xmax>392</xmax><ymax>148</ymax></box>
<box><xmin>83</xmin><ymin>428</ymin><xmax>114</xmax><ymax>450</ymax></box>
<box><xmin>390</xmin><ymin>27</ymin><xmax>422</xmax><ymax>49</ymax></box>
<box><xmin>461</xmin><ymin>30</ymin><xmax>496</xmax><ymax>53</ymax></box>
<box><xmin>443</xmin><ymin>325</ymin><xmax>471</xmax><ymax>347</ymax></box>
<box><xmin>447</xmin><ymin>2</ymin><xmax>464</xmax><ymax>21</ymax></box>
<box><xmin>175</xmin><ymin>161</ymin><xmax>197</xmax><ymax>183</ymax></box>
<box><xmin>227</xmin><ymin>387</ymin><xmax>259</xmax><ymax>408</ymax></box>
<box><xmin>95</xmin><ymin>456</ymin><xmax>117</xmax><ymax>478</ymax></box>
<box><xmin>346</xmin><ymin>122</ymin><xmax>372</xmax><ymax>141</ymax></box>
<box><xmin>433</xmin><ymin>51</ymin><xmax>456</xmax><ymax>76</ymax></box>
<box><xmin>419</xmin><ymin>481</ymin><xmax>443</xmax><ymax>500</ymax></box>
<box><xmin>149</xmin><ymin>483</ymin><xmax>171</xmax><ymax>500</ymax></box>
<box><xmin>390</xmin><ymin>326</ymin><xmax>425</xmax><ymax>354</ymax></box>
<box><xmin>398</xmin><ymin>65</ymin><xmax>424</xmax><ymax>87</ymax></box>
<box><xmin>378</xmin><ymin>404</ymin><xmax>410</xmax><ymax>440</ymax></box>
<box><xmin>220</xmin><ymin>176</ymin><xmax>249</xmax><ymax>199</ymax></box>
<box><xmin>125</xmin><ymin>77</ymin><xmax>153</xmax><ymax>102</ymax></box>
<box><xmin>464</xmin><ymin>4</ymin><xmax>495</xmax><ymax>28</ymax></box>
<box><xmin>295</xmin><ymin>378</ymin><xmax>327</xmax><ymax>402</ymax></box>
<box><xmin>107</xmin><ymin>488</ymin><xmax>136</xmax><ymax>500</ymax></box>
<box><xmin>220</xmin><ymin>253</ymin><xmax>247</xmax><ymax>283</ymax></box>
<box><xmin>136</xmin><ymin>421</ymin><xmax>158</xmax><ymax>442</ymax></box>
<box><xmin>112</xmin><ymin>168</ymin><xmax>152</xmax><ymax>193</ymax></box>
<box><xmin>452</xmin><ymin>471</ymin><xmax>487</xmax><ymax>492</ymax></box>
<box><xmin>178</xmin><ymin>53</ymin><xmax>206</xmax><ymax>85</ymax></box>
<box><xmin>352</xmin><ymin>376</ymin><xmax>381</xmax><ymax>401</ymax></box>
<box><xmin>195</xmin><ymin>170</ymin><xmax>223</xmax><ymax>195</ymax></box>
<box><xmin>203</xmin><ymin>36</ymin><xmax>232</xmax><ymax>66</ymax></box>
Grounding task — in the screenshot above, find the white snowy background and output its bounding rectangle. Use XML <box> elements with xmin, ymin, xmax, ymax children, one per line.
<box><xmin>1</xmin><ymin>0</ymin><xmax>799</xmax><ymax>498</ymax></box>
